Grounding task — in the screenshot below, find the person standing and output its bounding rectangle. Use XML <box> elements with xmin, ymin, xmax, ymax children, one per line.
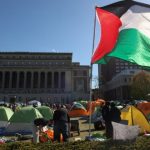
<box><xmin>110</xmin><ymin>102</ymin><xmax>121</xmax><ymax>123</ymax></box>
<box><xmin>101</xmin><ymin>101</ymin><xmax>113</xmax><ymax>139</ymax></box>
<box><xmin>53</xmin><ymin>105</ymin><xmax>70</xmax><ymax>142</ymax></box>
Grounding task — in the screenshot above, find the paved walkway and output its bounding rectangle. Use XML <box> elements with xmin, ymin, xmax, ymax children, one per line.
<box><xmin>69</xmin><ymin>117</ymin><xmax>104</xmax><ymax>141</ymax></box>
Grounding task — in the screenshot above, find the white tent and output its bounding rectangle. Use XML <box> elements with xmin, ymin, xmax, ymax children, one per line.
<box><xmin>0</xmin><ymin>101</ymin><xmax>9</xmax><ymax>106</ymax></box>
<box><xmin>28</xmin><ymin>100</ymin><xmax>41</xmax><ymax>107</ymax></box>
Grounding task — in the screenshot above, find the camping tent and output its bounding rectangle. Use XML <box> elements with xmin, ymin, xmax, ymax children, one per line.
<box><xmin>28</xmin><ymin>100</ymin><xmax>41</xmax><ymax>107</ymax></box>
<box><xmin>86</xmin><ymin>99</ymin><xmax>105</xmax><ymax>116</ymax></box>
<box><xmin>121</xmin><ymin>105</ymin><xmax>150</xmax><ymax>133</ymax></box>
<box><xmin>137</xmin><ymin>102</ymin><xmax>150</xmax><ymax>116</ymax></box>
<box><xmin>69</xmin><ymin>99</ymin><xmax>105</xmax><ymax>117</ymax></box>
<box><xmin>0</xmin><ymin>101</ymin><xmax>9</xmax><ymax>107</ymax></box>
<box><xmin>68</xmin><ymin>102</ymin><xmax>88</xmax><ymax>117</ymax></box>
<box><xmin>77</xmin><ymin>100</ymin><xmax>88</xmax><ymax>108</ymax></box>
<box><xmin>36</xmin><ymin>106</ymin><xmax>53</xmax><ymax>120</ymax></box>
<box><xmin>5</xmin><ymin>106</ymin><xmax>43</xmax><ymax>135</ymax></box>
<box><xmin>0</xmin><ymin>107</ymin><xmax>14</xmax><ymax>128</ymax></box>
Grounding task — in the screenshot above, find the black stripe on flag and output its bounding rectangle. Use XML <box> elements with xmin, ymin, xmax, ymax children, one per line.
<box><xmin>99</xmin><ymin>0</ymin><xmax>150</xmax><ymax>18</ymax></box>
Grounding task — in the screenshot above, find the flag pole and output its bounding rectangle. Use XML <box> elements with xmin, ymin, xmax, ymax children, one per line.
<box><xmin>89</xmin><ymin>6</ymin><xmax>96</xmax><ymax>137</ymax></box>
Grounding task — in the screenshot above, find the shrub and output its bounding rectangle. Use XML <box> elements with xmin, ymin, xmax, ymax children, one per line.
<box><xmin>0</xmin><ymin>136</ymin><xmax>150</xmax><ymax>150</ymax></box>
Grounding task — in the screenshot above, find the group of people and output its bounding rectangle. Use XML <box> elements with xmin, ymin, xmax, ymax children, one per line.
<box><xmin>32</xmin><ymin>104</ymin><xmax>71</xmax><ymax>143</ymax></box>
<box><xmin>101</xmin><ymin>101</ymin><xmax>121</xmax><ymax>139</ymax></box>
<box><xmin>32</xmin><ymin>101</ymin><xmax>121</xmax><ymax>143</ymax></box>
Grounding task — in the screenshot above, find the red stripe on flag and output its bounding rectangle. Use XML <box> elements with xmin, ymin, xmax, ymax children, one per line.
<box><xmin>91</xmin><ymin>7</ymin><xmax>122</xmax><ymax>63</ymax></box>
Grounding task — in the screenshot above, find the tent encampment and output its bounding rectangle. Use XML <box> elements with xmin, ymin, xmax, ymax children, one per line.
<box><xmin>0</xmin><ymin>107</ymin><xmax>14</xmax><ymax>128</ymax></box>
<box><xmin>36</xmin><ymin>106</ymin><xmax>53</xmax><ymax>120</ymax></box>
<box><xmin>5</xmin><ymin>106</ymin><xmax>43</xmax><ymax>135</ymax></box>
<box><xmin>121</xmin><ymin>105</ymin><xmax>150</xmax><ymax>133</ymax></box>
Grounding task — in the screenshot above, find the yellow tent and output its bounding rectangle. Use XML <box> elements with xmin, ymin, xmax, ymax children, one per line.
<box><xmin>121</xmin><ymin>105</ymin><xmax>150</xmax><ymax>133</ymax></box>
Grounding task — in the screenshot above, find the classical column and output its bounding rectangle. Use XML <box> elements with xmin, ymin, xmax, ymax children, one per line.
<box><xmin>65</xmin><ymin>71</ymin><xmax>72</xmax><ymax>92</ymax></box>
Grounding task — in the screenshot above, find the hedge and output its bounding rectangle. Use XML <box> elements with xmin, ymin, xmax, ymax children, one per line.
<box><xmin>0</xmin><ymin>136</ymin><xmax>150</xmax><ymax>150</ymax></box>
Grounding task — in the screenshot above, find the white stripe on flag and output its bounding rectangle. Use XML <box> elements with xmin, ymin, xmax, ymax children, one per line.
<box><xmin>120</xmin><ymin>5</ymin><xmax>150</xmax><ymax>37</ymax></box>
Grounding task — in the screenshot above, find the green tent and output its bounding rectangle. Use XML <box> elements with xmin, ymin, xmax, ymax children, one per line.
<box><xmin>36</xmin><ymin>106</ymin><xmax>53</xmax><ymax>120</ymax></box>
<box><xmin>0</xmin><ymin>106</ymin><xmax>14</xmax><ymax>128</ymax></box>
<box><xmin>9</xmin><ymin>106</ymin><xmax>43</xmax><ymax>123</ymax></box>
<box><xmin>5</xmin><ymin>106</ymin><xmax>43</xmax><ymax>134</ymax></box>
<box><xmin>0</xmin><ymin>107</ymin><xmax>14</xmax><ymax>121</ymax></box>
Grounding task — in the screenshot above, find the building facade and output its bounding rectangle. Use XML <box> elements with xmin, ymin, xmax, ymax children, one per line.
<box><xmin>99</xmin><ymin>58</ymin><xmax>147</xmax><ymax>101</ymax></box>
<box><xmin>0</xmin><ymin>52</ymin><xmax>90</xmax><ymax>104</ymax></box>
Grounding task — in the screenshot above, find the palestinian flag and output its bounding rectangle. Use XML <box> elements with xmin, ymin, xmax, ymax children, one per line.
<box><xmin>91</xmin><ymin>0</ymin><xmax>150</xmax><ymax>67</ymax></box>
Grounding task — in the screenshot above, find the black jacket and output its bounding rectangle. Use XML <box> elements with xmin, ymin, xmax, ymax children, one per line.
<box><xmin>53</xmin><ymin>108</ymin><xmax>70</xmax><ymax>123</ymax></box>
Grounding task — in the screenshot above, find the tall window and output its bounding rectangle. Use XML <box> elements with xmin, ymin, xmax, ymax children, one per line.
<box><xmin>4</xmin><ymin>72</ymin><xmax>10</xmax><ymax>88</ymax></box>
<box><xmin>54</xmin><ymin>72</ymin><xmax>59</xmax><ymax>88</ymax></box>
<box><xmin>61</xmin><ymin>72</ymin><xmax>65</xmax><ymax>89</ymax></box>
<box><xmin>19</xmin><ymin>72</ymin><xmax>24</xmax><ymax>88</ymax></box>
<box><xmin>0</xmin><ymin>72</ymin><xmax>3</xmax><ymax>88</ymax></box>
<box><xmin>40</xmin><ymin>72</ymin><xmax>45</xmax><ymax>88</ymax></box>
<box><xmin>33</xmin><ymin>72</ymin><xmax>38</xmax><ymax>88</ymax></box>
<box><xmin>4</xmin><ymin>71</ymin><xmax>10</xmax><ymax>88</ymax></box>
<box><xmin>26</xmin><ymin>72</ymin><xmax>31</xmax><ymax>88</ymax></box>
<box><xmin>12</xmin><ymin>72</ymin><xmax>17</xmax><ymax>88</ymax></box>
<box><xmin>47</xmin><ymin>72</ymin><xmax>52</xmax><ymax>88</ymax></box>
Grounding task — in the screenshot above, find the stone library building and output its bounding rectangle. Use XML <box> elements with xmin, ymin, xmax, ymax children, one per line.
<box><xmin>0</xmin><ymin>52</ymin><xmax>90</xmax><ymax>104</ymax></box>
